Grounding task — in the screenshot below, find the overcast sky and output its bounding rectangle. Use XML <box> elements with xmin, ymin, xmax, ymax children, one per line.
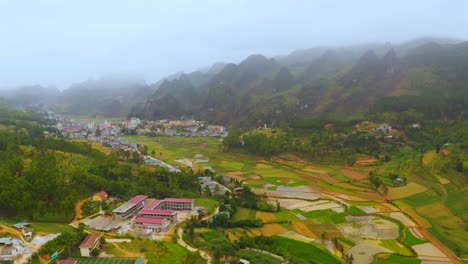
<box><xmin>1</xmin><ymin>0</ymin><xmax>467</xmax><ymax>89</ymax></box>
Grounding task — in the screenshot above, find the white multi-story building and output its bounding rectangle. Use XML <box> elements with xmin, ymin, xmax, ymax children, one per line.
<box><xmin>112</xmin><ymin>195</ymin><xmax>148</xmax><ymax>220</ymax></box>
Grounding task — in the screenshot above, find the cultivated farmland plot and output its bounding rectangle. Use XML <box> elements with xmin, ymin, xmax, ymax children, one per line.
<box><xmin>120</xmin><ymin>136</ymin><xmax>459</xmax><ymax>263</ymax></box>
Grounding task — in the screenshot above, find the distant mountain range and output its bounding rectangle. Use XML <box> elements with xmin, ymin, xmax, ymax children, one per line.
<box><xmin>135</xmin><ymin>37</ymin><xmax>468</xmax><ymax>126</ymax></box>
<box><xmin>1</xmin><ymin>37</ymin><xmax>467</xmax><ymax>125</ymax></box>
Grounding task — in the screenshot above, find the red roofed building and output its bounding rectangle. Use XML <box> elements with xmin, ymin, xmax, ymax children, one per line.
<box><xmin>92</xmin><ymin>191</ymin><xmax>108</xmax><ymax>202</ymax></box>
<box><xmin>129</xmin><ymin>195</ymin><xmax>148</xmax><ymax>204</ymax></box>
<box><xmin>140</xmin><ymin>209</ymin><xmax>177</xmax><ymax>223</ymax></box>
<box><xmin>158</xmin><ymin>198</ymin><xmax>194</xmax><ymax>211</ymax></box>
<box><xmin>79</xmin><ymin>233</ymin><xmax>101</xmax><ymax>257</ymax></box>
<box><xmin>112</xmin><ymin>195</ymin><xmax>148</xmax><ymax>220</ymax></box>
<box><xmin>134</xmin><ymin>217</ymin><xmax>170</xmax><ymax>234</ymax></box>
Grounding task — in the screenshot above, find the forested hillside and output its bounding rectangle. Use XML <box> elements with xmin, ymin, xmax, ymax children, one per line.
<box><xmin>0</xmin><ymin>106</ymin><xmax>202</xmax><ymax>221</ymax></box>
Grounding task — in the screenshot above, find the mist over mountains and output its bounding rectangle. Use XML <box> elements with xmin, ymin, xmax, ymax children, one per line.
<box><xmin>1</xmin><ymin>37</ymin><xmax>467</xmax><ymax>126</ymax></box>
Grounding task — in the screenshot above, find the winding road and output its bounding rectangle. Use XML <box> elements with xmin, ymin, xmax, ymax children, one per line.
<box><xmin>177</xmin><ymin>227</ymin><xmax>213</xmax><ymax>263</ymax></box>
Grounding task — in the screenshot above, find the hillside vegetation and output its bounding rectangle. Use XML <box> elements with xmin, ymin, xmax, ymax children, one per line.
<box><xmin>134</xmin><ymin>39</ymin><xmax>468</xmax><ymax>127</ymax></box>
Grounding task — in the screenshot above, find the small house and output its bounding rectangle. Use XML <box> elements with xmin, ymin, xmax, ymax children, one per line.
<box><xmin>234</xmin><ymin>187</ymin><xmax>244</xmax><ymax>194</ymax></box>
<box><xmin>92</xmin><ymin>191</ymin><xmax>109</xmax><ymax>202</ymax></box>
<box><xmin>79</xmin><ymin>233</ymin><xmax>101</xmax><ymax>257</ymax></box>
<box><xmin>12</xmin><ymin>222</ymin><xmax>30</xmax><ymax>230</ymax></box>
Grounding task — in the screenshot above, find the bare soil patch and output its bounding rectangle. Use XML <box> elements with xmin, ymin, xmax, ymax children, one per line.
<box><xmin>413</xmin><ymin>243</ymin><xmax>449</xmax><ymax>258</ymax></box>
<box><xmin>341</xmin><ymin>168</ymin><xmax>369</xmax><ymax>181</ymax></box>
<box><xmin>389</xmin><ymin>212</ymin><xmax>416</xmax><ymax>227</ymax></box>
<box><xmin>265</xmin><ymin>185</ymin><xmax>322</xmax><ymax>200</ymax></box>
<box><xmin>338</xmin><ymin>216</ymin><xmax>399</xmax><ymax>240</ymax></box>
<box><xmin>256</xmin><ymin>211</ymin><xmax>277</xmax><ymax>221</ymax></box>
<box><xmin>291</xmin><ymin>220</ymin><xmax>317</xmax><ymax>239</ymax></box>
<box><xmin>276</xmin><ymin>199</ymin><xmax>316</xmax><ymax>210</ymax></box>
<box><xmin>438</xmin><ymin>177</ymin><xmax>450</xmax><ymax>184</ymax></box>
<box><xmin>355</xmin><ymin>156</ymin><xmax>378</xmax><ymax>166</ymax></box>
<box><xmin>257</xmin><ymin>224</ymin><xmax>289</xmax><ymax>236</ymax></box>
<box><xmin>348</xmin><ymin>242</ymin><xmax>391</xmax><ymax>264</ymax></box>
<box><xmin>280</xmin><ymin>231</ymin><xmax>316</xmax><ymax>243</ymax></box>
<box><xmin>422</xmin><ymin>151</ymin><xmax>437</xmax><ymax>164</ymax></box>
<box><xmin>72</xmin><ymin>197</ymin><xmax>91</xmax><ymax>222</ymax></box>
<box><xmin>300</xmin><ymin>201</ymin><xmax>344</xmax><ymax>212</ymax></box>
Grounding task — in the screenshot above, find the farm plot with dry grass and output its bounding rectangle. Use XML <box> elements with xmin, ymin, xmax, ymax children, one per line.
<box><xmin>387</xmin><ymin>182</ymin><xmax>428</xmax><ymax>199</ymax></box>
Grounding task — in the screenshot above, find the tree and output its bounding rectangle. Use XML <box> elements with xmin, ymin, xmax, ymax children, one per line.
<box><xmin>456</xmin><ymin>160</ymin><xmax>463</xmax><ymax>173</ymax></box>
<box><xmin>321</xmin><ymin>231</ymin><xmax>328</xmax><ymax>244</ymax></box>
<box><xmin>380</xmin><ymin>184</ymin><xmax>389</xmax><ymax>195</ymax></box>
<box><xmin>204</xmin><ymin>185</ymin><xmax>212</xmax><ymax>197</ymax></box>
<box><xmin>369</xmin><ymin>175</ymin><xmax>382</xmax><ymax>190</ymax></box>
<box><xmin>436</xmin><ymin>144</ymin><xmax>441</xmax><ymax>153</ymax></box>
<box><xmin>188</xmin><ymin>225</ymin><xmax>195</xmax><ymax>242</ymax></box>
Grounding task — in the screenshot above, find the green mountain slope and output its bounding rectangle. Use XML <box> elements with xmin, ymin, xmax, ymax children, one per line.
<box><xmin>138</xmin><ymin>39</ymin><xmax>468</xmax><ymax>126</ymax></box>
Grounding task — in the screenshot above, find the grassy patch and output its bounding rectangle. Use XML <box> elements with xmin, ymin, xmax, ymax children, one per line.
<box><xmin>347</xmin><ymin>206</ymin><xmax>366</xmax><ymax>215</ymax></box>
<box><xmin>195</xmin><ymin>198</ymin><xmax>219</xmax><ymax>215</ymax></box>
<box><xmin>234</xmin><ymin>208</ymin><xmax>257</xmax><ymax>220</ymax></box>
<box><xmin>266</xmin><ymin>236</ymin><xmax>342</xmax><ymax>264</ymax></box>
<box><xmin>402</xmin><ymin>189</ymin><xmax>440</xmax><ymax>207</ymax></box>
<box><xmin>373</xmin><ymin>253</ymin><xmax>421</xmax><ymax>264</ymax></box>
<box><xmin>71</xmin><ymin>258</ymin><xmax>136</xmax><ymax>264</ymax></box>
<box><xmin>287</xmin><ymin>181</ymin><xmax>309</xmax><ymax>187</ymax></box>
<box><xmin>379</xmin><ymin>240</ymin><xmax>413</xmax><ymax>256</ymax></box>
<box><xmin>105</xmin><ymin>239</ymin><xmax>191</xmax><ymax>264</ymax></box>
<box><xmin>401</xmin><ymin>228</ymin><xmax>427</xmax><ymax>246</ymax></box>
<box><xmin>237</xmin><ymin>250</ymin><xmax>282</xmax><ymax>264</ymax></box>
<box><xmin>302</xmin><ymin>209</ymin><xmax>336</xmax><ymax>219</ymax></box>
<box><xmin>336</xmin><ymin>237</ymin><xmax>356</xmax><ymax>246</ymax></box>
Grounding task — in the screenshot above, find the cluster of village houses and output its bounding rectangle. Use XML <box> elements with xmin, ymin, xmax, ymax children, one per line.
<box><xmin>44</xmin><ymin>113</ymin><xmax>227</xmax><ymax>172</ymax></box>
<box><xmin>48</xmin><ymin>112</ymin><xmax>227</xmax><ymax>140</ymax></box>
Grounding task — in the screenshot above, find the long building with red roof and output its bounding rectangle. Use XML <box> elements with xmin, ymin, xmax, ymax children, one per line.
<box><xmin>158</xmin><ymin>197</ymin><xmax>194</xmax><ymax>211</ymax></box>
<box><xmin>134</xmin><ymin>216</ymin><xmax>170</xmax><ymax>233</ymax></box>
<box><xmin>140</xmin><ymin>200</ymin><xmax>177</xmax><ymax>222</ymax></box>
<box><xmin>112</xmin><ymin>194</ymin><xmax>148</xmax><ymax>220</ymax></box>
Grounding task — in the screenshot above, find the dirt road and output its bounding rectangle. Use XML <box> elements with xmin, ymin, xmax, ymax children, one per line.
<box><xmin>72</xmin><ymin>197</ymin><xmax>90</xmax><ymax>222</ymax></box>
<box><xmin>177</xmin><ymin>228</ymin><xmax>212</xmax><ymax>263</ymax></box>
<box><xmin>413</xmin><ymin>225</ymin><xmax>463</xmax><ymax>264</ymax></box>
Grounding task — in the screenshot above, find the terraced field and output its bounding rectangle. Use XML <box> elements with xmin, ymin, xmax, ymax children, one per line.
<box><xmin>123</xmin><ymin>136</ymin><xmax>465</xmax><ymax>263</ymax></box>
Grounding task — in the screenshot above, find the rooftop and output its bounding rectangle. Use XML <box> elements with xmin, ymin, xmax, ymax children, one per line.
<box><xmin>94</xmin><ymin>191</ymin><xmax>108</xmax><ymax>199</ymax></box>
<box><xmin>12</xmin><ymin>222</ymin><xmax>30</xmax><ymax>229</ymax></box>
<box><xmin>113</xmin><ymin>201</ymin><xmax>138</xmax><ymax>214</ymax></box>
<box><xmin>164</xmin><ymin>198</ymin><xmax>194</xmax><ymax>203</ymax></box>
<box><xmin>141</xmin><ymin>209</ymin><xmax>175</xmax><ymax>215</ymax></box>
<box><xmin>113</xmin><ymin>195</ymin><xmax>148</xmax><ymax>213</ymax></box>
<box><xmin>129</xmin><ymin>195</ymin><xmax>148</xmax><ymax>204</ymax></box>
<box><xmin>0</xmin><ymin>237</ymin><xmax>12</xmax><ymax>245</ymax></box>
<box><xmin>79</xmin><ymin>233</ymin><xmax>101</xmax><ymax>248</ymax></box>
<box><xmin>135</xmin><ymin>217</ymin><xmax>165</xmax><ymax>225</ymax></box>
<box><xmin>143</xmin><ymin>199</ymin><xmax>162</xmax><ymax>210</ymax></box>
